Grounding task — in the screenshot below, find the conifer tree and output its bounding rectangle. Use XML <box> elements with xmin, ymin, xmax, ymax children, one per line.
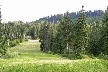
<box><xmin>53</xmin><ymin>11</ymin><xmax>73</xmax><ymax>54</ymax></box>
<box><xmin>74</xmin><ymin>8</ymin><xmax>88</xmax><ymax>55</ymax></box>
<box><xmin>88</xmin><ymin>22</ymin><xmax>101</xmax><ymax>55</ymax></box>
<box><xmin>101</xmin><ymin>6</ymin><xmax>108</xmax><ymax>55</ymax></box>
<box><xmin>0</xmin><ymin>6</ymin><xmax>7</xmax><ymax>56</ymax></box>
<box><xmin>39</xmin><ymin>21</ymin><xmax>52</xmax><ymax>52</ymax></box>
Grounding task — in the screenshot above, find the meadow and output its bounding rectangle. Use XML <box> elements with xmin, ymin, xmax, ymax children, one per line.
<box><xmin>0</xmin><ymin>40</ymin><xmax>108</xmax><ymax>72</ymax></box>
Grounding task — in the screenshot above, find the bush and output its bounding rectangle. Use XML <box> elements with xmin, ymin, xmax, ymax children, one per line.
<box><xmin>9</xmin><ymin>39</ymin><xmax>22</xmax><ymax>47</ymax></box>
<box><xmin>24</xmin><ymin>38</ymin><xmax>28</xmax><ymax>41</ymax></box>
<box><xmin>1</xmin><ymin>50</ymin><xmax>18</xmax><ymax>59</ymax></box>
<box><xmin>98</xmin><ymin>53</ymin><xmax>108</xmax><ymax>60</ymax></box>
<box><xmin>61</xmin><ymin>54</ymin><xmax>93</xmax><ymax>60</ymax></box>
<box><xmin>61</xmin><ymin>54</ymin><xmax>82</xmax><ymax>60</ymax></box>
<box><xmin>9</xmin><ymin>41</ymin><xmax>16</xmax><ymax>47</ymax></box>
<box><xmin>80</xmin><ymin>54</ymin><xmax>91</xmax><ymax>59</ymax></box>
<box><xmin>15</xmin><ymin>39</ymin><xmax>20</xmax><ymax>45</ymax></box>
<box><xmin>87</xmin><ymin>54</ymin><xmax>95</xmax><ymax>59</ymax></box>
<box><xmin>48</xmin><ymin>51</ymin><xmax>52</xmax><ymax>54</ymax></box>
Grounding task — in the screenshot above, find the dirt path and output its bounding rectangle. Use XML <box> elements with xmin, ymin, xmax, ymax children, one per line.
<box><xmin>28</xmin><ymin>39</ymin><xmax>39</xmax><ymax>42</ymax></box>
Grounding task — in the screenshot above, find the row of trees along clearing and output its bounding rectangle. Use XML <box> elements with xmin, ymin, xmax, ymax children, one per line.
<box><xmin>0</xmin><ymin>6</ymin><xmax>108</xmax><ymax>59</ymax></box>
<box><xmin>0</xmin><ymin>20</ymin><xmax>41</xmax><ymax>57</ymax></box>
<box><xmin>39</xmin><ymin>7</ymin><xmax>108</xmax><ymax>59</ymax></box>
<box><xmin>0</xmin><ymin>21</ymin><xmax>28</xmax><ymax>56</ymax></box>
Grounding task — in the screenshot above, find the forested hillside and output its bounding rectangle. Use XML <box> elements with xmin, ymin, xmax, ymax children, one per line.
<box><xmin>36</xmin><ymin>10</ymin><xmax>104</xmax><ymax>24</ymax></box>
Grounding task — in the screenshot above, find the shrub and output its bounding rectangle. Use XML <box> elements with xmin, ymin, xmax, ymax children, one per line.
<box><xmin>1</xmin><ymin>50</ymin><xmax>18</xmax><ymax>59</ymax></box>
<box><xmin>48</xmin><ymin>51</ymin><xmax>52</xmax><ymax>54</ymax></box>
<box><xmin>9</xmin><ymin>41</ymin><xmax>16</xmax><ymax>47</ymax></box>
<box><xmin>61</xmin><ymin>54</ymin><xmax>82</xmax><ymax>60</ymax></box>
<box><xmin>98</xmin><ymin>53</ymin><xmax>108</xmax><ymax>60</ymax></box>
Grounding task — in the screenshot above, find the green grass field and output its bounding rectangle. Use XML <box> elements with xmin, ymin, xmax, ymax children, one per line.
<box><xmin>0</xmin><ymin>40</ymin><xmax>108</xmax><ymax>72</ymax></box>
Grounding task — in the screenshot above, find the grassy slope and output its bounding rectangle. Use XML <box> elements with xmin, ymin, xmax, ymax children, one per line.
<box><xmin>0</xmin><ymin>40</ymin><xmax>108</xmax><ymax>72</ymax></box>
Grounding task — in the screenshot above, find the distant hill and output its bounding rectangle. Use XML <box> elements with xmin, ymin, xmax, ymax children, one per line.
<box><xmin>35</xmin><ymin>10</ymin><xmax>104</xmax><ymax>24</ymax></box>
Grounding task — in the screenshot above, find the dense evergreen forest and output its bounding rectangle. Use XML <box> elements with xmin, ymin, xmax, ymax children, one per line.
<box><xmin>0</xmin><ymin>6</ymin><xmax>108</xmax><ymax>59</ymax></box>
<box><xmin>39</xmin><ymin>7</ymin><xmax>108</xmax><ymax>59</ymax></box>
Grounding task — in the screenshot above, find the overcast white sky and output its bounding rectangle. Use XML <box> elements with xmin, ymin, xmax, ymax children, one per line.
<box><xmin>0</xmin><ymin>0</ymin><xmax>108</xmax><ymax>22</ymax></box>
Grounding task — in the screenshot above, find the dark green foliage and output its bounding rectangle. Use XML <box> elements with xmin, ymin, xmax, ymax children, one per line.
<box><xmin>39</xmin><ymin>21</ymin><xmax>52</xmax><ymax>52</ymax></box>
<box><xmin>74</xmin><ymin>9</ymin><xmax>88</xmax><ymax>55</ymax></box>
<box><xmin>0</xmin><ymin>21</ymin><xmax>28</xmax><ymax>57</ymax></box>
<box><xmin>27</xmin><ymin>23</ymin><xmax>40</xmax><ymax>39</ymax></box>
<box><xmin>0</xmin><ymin>24</ymin><xmax>8</xmax><ymax>56</ymax></box>
<box><xmin>100</xmin><ymin>7</ymin><xmax>108</xmax><ymax>55</ymax></box>
<box><xmin>51</xmin><ymin>11</ymin><xmax>74</xmax><ymax>54</ymax></box>
<box><xmin>38</xmin><ymin>7</ymin><xmax>108</xmax><ymax>59</ymax></box>
<box><xmin>88</xmin><ymin>22</ymin><xmax>102</xmax><ymax>55</ymax></box>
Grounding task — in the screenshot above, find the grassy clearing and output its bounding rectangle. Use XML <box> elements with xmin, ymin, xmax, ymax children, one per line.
<box><xmin>8</xmin><ymin>40</ymin><xmax>64</xmax><ymax>60</ymax></box>
<box><xmin>0</xmin><ymin>40</ymin><xmax>108</xmax><ymax>72</ymax></box>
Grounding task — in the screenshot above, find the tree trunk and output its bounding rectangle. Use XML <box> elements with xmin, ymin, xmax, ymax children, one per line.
<box><xmin>67</xmin><ymin>42</ymin><xmax>70</xmax><ymax>54</ymax></box>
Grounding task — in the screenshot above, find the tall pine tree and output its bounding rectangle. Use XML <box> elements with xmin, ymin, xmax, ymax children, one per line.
<box><xmin>101</xmin><ymin>6</ymin><xmax>108</xmax><ymax>55</ymax></box>
<box><xmin>74</xmin><ymin>8</ymin><xmax>88</xmax><ymax>55</ymax></box>
<box><xmin>53</xmin><ymin>11</ymin><xmax>73</xmax><ymax>54</ymax></box>
<box><xmin>39</xmin><ymin>21</ymin><xmax>52</xmax><ymax>52</ymax></box>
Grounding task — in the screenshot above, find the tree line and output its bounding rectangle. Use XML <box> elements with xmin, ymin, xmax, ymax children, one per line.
<box><xmin>0</xmin><ymin>21</ymin><xmax>28</xmax><ymax>57</ymax></box>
